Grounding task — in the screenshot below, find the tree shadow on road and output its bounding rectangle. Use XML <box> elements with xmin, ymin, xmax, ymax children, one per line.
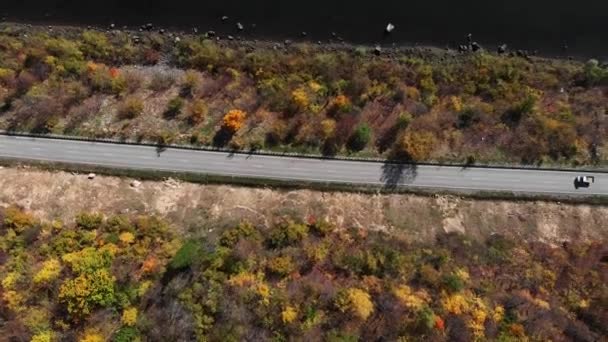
<box><xmin>156</xmin><ymin>145</ymin><xmax>167</xmax><ymax>157</ymax></box>
<box><xmin>381</xmin><ymin>150</ymin><xmax>418</xmax><ymax>189</ymax></box>
<box><xmin>381</xmin><ymin>162</ymin><xmax>418</xmax><ymax>189</ymax></box>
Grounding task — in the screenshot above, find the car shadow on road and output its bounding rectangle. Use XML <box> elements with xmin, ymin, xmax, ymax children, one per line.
<box><xmin>381</xmin><ymin>161</ymin><xmax>418</xmax><ymax>189</ymax></box>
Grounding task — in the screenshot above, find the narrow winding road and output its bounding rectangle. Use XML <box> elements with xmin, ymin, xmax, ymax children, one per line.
<box><xmin>0</xmin><ymin>135</ymin><xmax>605</xmax><ymax>196</ymax></box>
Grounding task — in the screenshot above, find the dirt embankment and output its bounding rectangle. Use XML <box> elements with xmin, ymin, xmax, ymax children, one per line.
<box><xmin>0</xmin><ymin>166</ymin><xmax>606</xmax><ymax>243</ymax></box>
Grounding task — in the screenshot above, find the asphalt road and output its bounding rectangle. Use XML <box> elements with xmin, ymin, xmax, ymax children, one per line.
<box><xmin>0</xmin><ymin>135</ymin><xmax>606</xmax><ymax>196</ymax></box>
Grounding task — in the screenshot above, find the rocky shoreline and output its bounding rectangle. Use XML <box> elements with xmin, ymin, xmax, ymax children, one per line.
<box><xmin>0</xmin><ymin>21</ymin><xmax>591</xmax><ymax>63</ymax></box>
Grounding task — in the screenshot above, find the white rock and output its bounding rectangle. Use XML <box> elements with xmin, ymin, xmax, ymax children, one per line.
<box><xmin>130</xmin><ymin>180</ymin><xmax>142</xmax><ymax>188</ymax></box>
<box><xmin>87</xmin><ymin>173</ymin><xmax>96</xmax><ymax>179</ymax></box>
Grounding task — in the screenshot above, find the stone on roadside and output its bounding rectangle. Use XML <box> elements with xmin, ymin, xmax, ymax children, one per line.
<box><xmin>497</xmin><ymin>44</ymin><xmax>507</xmax><ymax>54</ymax></box>
<box><xmin>385</xmin><ymin>23</ymin><xmax>395</xmax><ymax>33</ymax></box>
<box><xmin>87</xmin><ymin>173</ymin><xmax>96</xmax><ymax>180</ymax></box>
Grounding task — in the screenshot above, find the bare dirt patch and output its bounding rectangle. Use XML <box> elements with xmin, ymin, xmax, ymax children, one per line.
<box><xmin>0</xmin><ymin>166</ymin><xmax>606</xmax><ymax>243</ymax></box>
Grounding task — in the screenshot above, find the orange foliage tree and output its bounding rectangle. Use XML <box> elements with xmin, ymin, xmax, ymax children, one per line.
<box><xmin>399</xmin><ymin>130</ymin><xmax>438</xmax><ymax>161</ymax></box>
<box><xmin>222</xmin><ymin>109</ymin><xmax>247</xmax><ymax>133</ymax></box>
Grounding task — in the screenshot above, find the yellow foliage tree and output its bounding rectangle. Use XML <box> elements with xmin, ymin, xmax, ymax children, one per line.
<box><xmin>121</xmin><ymin>307</ymin><xmax>138</xmax><ymax>326</ymax></box>
<box><xmin>34</xmin><ymin>259</ymin><xmax>62</xmax><ymax>285</ymax></box>
<box><xmin>227</xmin><ymin>272</ymin><xmax>257</xmax><ymax>287</ymax></box>
<box><xmin>291</xmin><ymin>87</ymin><xmax>310</xmax><ymax>109</ymax></box>
<box><xmin>2</xmin><ymin>272</ymin><xmax>20</xmax><ymax>289</ymax></box>
<box><xmin>79</xmin><ymin>330</ymin><xmax>104</xmax><ymax>342</ymax></box>
<box><xmin>400</xmin><ymin>130</ymin><xmax>438</xmax><ymax>161</ymax></box>
<box><xmin>281</xmin><ymin>305</ymin><xmax>298</xmax><ymax>324</ymax></box>
<box><xmin>31</xmin><ymin>331</ymin><xmax>53</xmax><ymax>342</ymax></box>
<box><xmin>336</xmin><ymin>288</ymin><xmax>374</xmax><ymax>320</ymax></box>
<box><xmin>2</xmin><ymin>290</ymin><xmax>24</xmax><ymax>312</ymax></box>
<box><xmin>4</xmin><ymin>205</ymin><xmax>36</xmax><ymax>232</ymax></box>
<box><xmin>222</xmin><ymin>109</ymin><xmax>247</xmax><ymax>133</ymax></box>
<box><xmin>320</xmin><ymin>119</ymin><xmax>337</xmax><ymax>139</ymax></box>
<box><xmin>119</xmin><ymin>232</ymin><xmax>135</xmax><ymax>245</ymax></box>
<box><xmin>492</xmin><ymin>305</ymin><xmax>505</xmax><ymax>322</ymax></box>
<box><xmin>469</xmin><ymin>307</ymin><xmax>488</xmax><ymax>338</ymax></box>
<box><xmin>256</xmin><ymin>283</ymin><xmax>271</xmax><ymax>305</ymax></box>
<box><xmin>59</xmin><ymin>269</ymin><xmax>116</xmax><ymax>318</ymax></box>
<box><xmin>450</xmin><ymin>96</ymin><xmax>463</xmax><ymax>112</ymax></box>
<box><xmin>442</xmin><ymin>293</ymin><xmax>469</xmax><ymax>315</ymax></box>
<box><xmin>393</xmin><ymin>285</ymin><xmax>428</xmax><ymax>310</ymax></box>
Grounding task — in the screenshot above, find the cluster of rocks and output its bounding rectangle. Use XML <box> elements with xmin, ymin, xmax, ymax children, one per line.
<box><xmin>32</xmin><ymin>16</ymin><xmax>597</xmax><ymax>62</ymax></box>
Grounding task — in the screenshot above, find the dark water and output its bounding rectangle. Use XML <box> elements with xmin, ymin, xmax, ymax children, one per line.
<box><xmin>1</xmin><ymin>0</ymin><xmax>606</xmax><ymax>58</ymax></box>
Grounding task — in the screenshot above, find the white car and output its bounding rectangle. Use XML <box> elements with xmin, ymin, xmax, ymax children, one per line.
<box><xmin>574</xmin><ymin>176</ymin><xmax>595</xmax><ymax>189</ymax></box>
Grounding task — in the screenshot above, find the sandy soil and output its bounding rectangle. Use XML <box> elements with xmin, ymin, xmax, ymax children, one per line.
<box><xmin>0</xmin><ymin>166</ymin><xmax>606</xmax><ymax>243</ymax></box>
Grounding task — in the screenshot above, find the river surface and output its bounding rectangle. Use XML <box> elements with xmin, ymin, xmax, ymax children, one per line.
<box><xmin>1</xmin><ymin>0</ymin><xmax>606</xmax><ymax>58</ymax></box>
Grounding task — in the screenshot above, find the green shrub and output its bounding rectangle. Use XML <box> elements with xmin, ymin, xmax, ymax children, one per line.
<box><xmin>396</xmin><ymin>112</ymin><xmax>413</xmax><ymax>129</ymax></box>
<box><xmin>310</xmin><ymin>219</ymin><xmax>335</xmax><ymax>236</ymax></box>
<box><xmin>416</xmin><ymin>306</ymin><xmax>436</xmax><ymax>331</ymax></box>
<box><xmin>219</xmin><ymin>221</ymin><xmax>259</xmax><ymax>248</ymax></box>
<box><xmin>80</xmin><ymin>31</ymin><xmax>112</xmax><ymax>60</ymax></box>
<box><xmin>443</xmin><ymin>273</ymin><xmax>465</xmax><ymax>292</ymax></box>
<box><xmin>267</xmin><ymin>221</ymin><xmax>309</xmax><ymax>248</ymax></box>
<box><xmin>165</xmin><ymin>97</ymin><xmax>184</xmax><ymax>118</ymax></box>
<box><xmin>169</xmin><ymin>240</ymin><xmax>201</xmax><ymax>271</ymax></box>
<box><xmin>112</xmin><ymin>326</ymin><xmax>141</xmax><ymax>342</ymax></box>
<box><xmin>348</xmin><ymin>124</ymin><xmax>372</xmax><ymax>152</ymax></box>
<box><xmin>583</xmin><ymin>59</ymin><xmax>608</xmax><ymax>86</ymax></box>
<box><xmin>105</xmin><ymin>215</ymin><xmax>134</xmax><ymax>234</ymax></box>
<box><xmin>75</xmin><ymin>212</ymin><xmax>104</xmax><ymax>230</ymax></box>
<box><xmin>326</xmin><ymin>331</ymin><xmax>359</xmax><ymax>342</ymax></box>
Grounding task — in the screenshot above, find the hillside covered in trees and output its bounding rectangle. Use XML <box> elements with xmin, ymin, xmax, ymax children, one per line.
<box><xmin>1</xmin><ymin>205</ymin><xmax>606</xmax><ymax>341</ymax></box>
<box><xmin>0</xmin><ymin>24</ymin><xmax>607</xmax><ymax>166</ymax></box>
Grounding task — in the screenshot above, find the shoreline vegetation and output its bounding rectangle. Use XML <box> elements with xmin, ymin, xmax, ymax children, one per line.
<box><xmin>0</xmin><ymin>22</ymin><xmax>606</xmax><ymax>168</ymax></box>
